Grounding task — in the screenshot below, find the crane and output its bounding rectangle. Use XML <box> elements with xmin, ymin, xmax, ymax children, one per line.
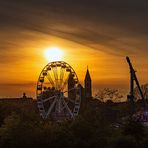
<box><xmin>126</xmin><ymin>56</ymin><xmax>145</xmax><ymax>112</ymax></box>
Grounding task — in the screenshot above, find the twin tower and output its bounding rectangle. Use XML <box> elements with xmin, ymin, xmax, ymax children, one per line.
<box><xmin>68</xmin><ymin>67</ymin><xmax>92</xmax><ymax>100</ymax></box>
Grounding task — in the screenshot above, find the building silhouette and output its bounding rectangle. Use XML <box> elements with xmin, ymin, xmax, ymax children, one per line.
<box><xmin>67</xmin><ymin>67</ymin><xmax>92</xmax><ymax>103</ymax></box>
<box><xmin>68</xmin><ymin>73</ymin><xmax>75</xmax><ymax>100</ymax></box>
<box><xmin>84</xmin><ymin>67</ymin><xmax>92</xmax><ymax>99</ymax></box>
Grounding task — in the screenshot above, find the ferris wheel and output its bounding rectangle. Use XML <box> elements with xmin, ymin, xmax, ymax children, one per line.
<box><xmin>36</xmin><ymin>61</ymin><xmax>81</xmax><ymax>121</ymax></box>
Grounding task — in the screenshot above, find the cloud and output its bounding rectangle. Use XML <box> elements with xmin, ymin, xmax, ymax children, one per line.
<box><xmin>0</xmin><ymin>0</ymin><xmax>148</xmax><ymax>97</ymax></box>
<box><xmin>0</xmin><ymin>0</ymin><xmax>148</xmax><ymax>59</ymax></box>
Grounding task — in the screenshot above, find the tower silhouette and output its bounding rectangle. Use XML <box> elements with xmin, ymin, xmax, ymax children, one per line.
<box><xmin>68</xmin><ymin>73</ymin><xmax>75</xmax><ymax>100</ymax></box>
<box><xmin>84</xmin><ymin>67</ymin><xmax>92</xmax><ymax>99</ymax></box>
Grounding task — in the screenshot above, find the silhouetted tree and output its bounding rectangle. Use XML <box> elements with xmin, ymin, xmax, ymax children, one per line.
<box><xmin>0</xmin><ymin>95</ymin><xmax>147</xmax><ymax>148</ymax></box>
<box><xmin>95</xmin><ymin>88</ymin><xmax>123</xmax><ymax>102</ymax></box>
<box><xmin>134</xmin><ymin>83</ymin><xmax>148</xmax><ymax>101</ymax></box>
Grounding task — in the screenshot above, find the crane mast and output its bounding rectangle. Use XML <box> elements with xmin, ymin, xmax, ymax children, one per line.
<box><xmin>126</xmin><ymin>56</ymin><xmax>145</xmax><ymax>110</ymax></box>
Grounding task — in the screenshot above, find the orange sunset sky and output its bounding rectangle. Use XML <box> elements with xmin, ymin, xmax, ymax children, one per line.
<box><xmin>0</xmin><ymin>0</ymin><xmax>148</xmax><ymax>99</ymax></box>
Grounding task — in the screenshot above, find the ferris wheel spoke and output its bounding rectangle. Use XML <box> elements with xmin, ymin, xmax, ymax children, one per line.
<box><xmin>59</xmin><ymin>67</ymin><xmax>65</xmax><ymax>90</ymax></box>
<box><xmin>63</xmin><ymin>87</ymin><xmax>76</xmax><ymax>94</ymax></box>
<box><xmin>62</xmin><ymin>97</ymin><xmax>74</xmax><ymax>118</ymax></box>
<box><xmin>61</xmin><ymin>74</ymin><xmax>69</xmax><ymax>91</ymax></box>
<box><xmin>43</xmin><ymin>95</ymin><xmax>56</xmax><ymax>102</ymax></box>
<box><xmin>69</xmin><ymin>98</ymin><xmax>75</xmax><ymax>104</ymax></box>
<box><xmin>63</xmin><ymin>96</ymin><xmax>75</xmax><ymax>104</ymax></box>
<box><xmin>46</xmin><ymin>98</ymin><xmax>57</xmax><ymax>116</ymax></box>
<box><xmin>46</xmin><ymin>72</ymin><xmax>55</xmax><ymax>87</ymax></box>
<box><xmin>52</xmin><ymin>66</ymin><xmax>58</xmax><ymax>89</ymax></box>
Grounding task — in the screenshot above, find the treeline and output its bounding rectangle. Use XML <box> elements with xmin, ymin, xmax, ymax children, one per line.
<box><xmin>0</xmin><ymin>100</ymin><xmax>148</xmax><ymax>148</ymax></box>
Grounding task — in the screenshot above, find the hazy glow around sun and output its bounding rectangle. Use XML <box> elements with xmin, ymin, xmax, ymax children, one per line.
<box><xmin>44</xmin><ymin>47</ymin><xmax>64</xmax><ymax>62</ymax></box>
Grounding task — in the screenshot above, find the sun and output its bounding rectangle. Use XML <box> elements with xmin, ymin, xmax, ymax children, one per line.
<box><xmin>44</xmin><ymin>47</ymin><xmax>64</xmax><ymax>62</ymax></box>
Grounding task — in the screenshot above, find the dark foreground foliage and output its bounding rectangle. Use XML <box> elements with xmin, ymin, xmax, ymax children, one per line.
<box><xmin>0</xmin><ymin>99</ymin><xmax>148</xmax><ymax>148</ymax></box>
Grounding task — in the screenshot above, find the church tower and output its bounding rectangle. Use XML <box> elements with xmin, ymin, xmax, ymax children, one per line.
<box><xmin>84</xmin><ymin>67</ymin><xmax>92</xmax><ymax>99</ymax></box>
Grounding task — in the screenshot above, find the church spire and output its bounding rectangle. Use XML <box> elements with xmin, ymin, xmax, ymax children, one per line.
<box><xmin>85</xmin><ymin>66</ymin><xmax>91</xmax><ymax>81</ymax></box>
<box><xmin>84</xmin><ymin>67</ymin><xmax>92</xmax><ymax>99</ymax></box>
